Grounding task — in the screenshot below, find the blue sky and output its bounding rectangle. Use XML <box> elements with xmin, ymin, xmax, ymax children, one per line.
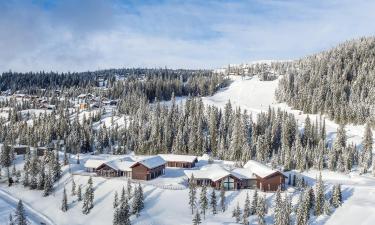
<box><xmin>1</xmin><ymin>0</ymin><xmax>375</xmax><ymax>72</ymax></box>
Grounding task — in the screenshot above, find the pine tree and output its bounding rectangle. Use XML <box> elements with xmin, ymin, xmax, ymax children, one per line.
<box><xmin>210</xmin><ymin>189</ymin><xmax>217</xmax><ymax>215</ymax></box>
<box><xmin>114</xmin><ymin>197</ymin><xmax>131</xmax><ymax>225</ymax></box>
<box><xmin>132</xmin><ymin>183</ymin><xmax>144</xmax><ymax>216</ymax></box>
<box><xmin>77</xmin><ymin>185</ymin><xmax>82</xmax><ymax>201</ymax></box>
<box><xmin>192</xmin><ymin>210</ymin><xmax>202</xmax><ymax>225</ymax></box>
<box><xmin>315</xmin><ymin>173</ymin><xmax>324</xmax><ymax>216</ymax></box>
<box><xmin>220</xmin><ymin>184</ymin><xmax>226</xmax><ymax>212</ymax></box>
<box><xmin>15</xmin><ymin>200</ymin><xmax>28</xmax><ymax>225</ymax></box>
<box><xmin>242</xmin><ymin>192</ymin><xmax>251</xmax><ymax>225</ymax></box>
<box><xmin>113</xmin><ymin>191</ymin><xmax>119</xmax><ymax>208</ymax></box>
<box><xmin>283</xmin><ymin>195</ymin><xmax>292</xmax><ymax>225</ymax></box>
<box><xmin>61</xmin><ymin>187</ymin><xmax>68</xmax><ymax>212</ymax></box>
<box><xmin>362</xmin><ymin>123</ymin><xmax>373</xmax><ymax>173</ymax></box>
<box><xmin>256</xmin><ymin>196</ymin><xmax>266</xmax><ymax>225</ymax></box>
<box><xmin>331</xmin><ymin>184</ymin><xmax>342</xmax><ymax>208</ymax></box>
<box><xmin>82</xmin><ymin>177</ymin><xmax>94</xmax><ymax>214</ymax></box>
<box><xmin>199</xmin><ymin>186</ymin><xmax>208</xmax><ymax>219</ymax></box>
<box><xmin>8</xmin><ymin>213</ymin><xmax>14</xmax><ymax>225</ymax></box>
<box><xmin>189</xmin><ymin>174</ymin><xmax>197</xmax><ymax>214</ymax></box>
<box><xmin>323</xmin><ymin>199</ymin><xmax>331</xmax><ymax>215</ymax></box>
<box><xmin>274</xmin><ymin>188</ymin><xmax>283</xmax><ymax>225</ymax></box>
<box><xmin>71</xmin><ymin>178</ymin><xmax>76</xmax><ymax>196</ymax></box>
<box><xmin>250</xmin><ymin>189</ymin><xmax>258</xmax><ymax>215</ymax></box>
<box><xmin>232</xmin><ymin>202</ymin><xmax>242</xmax><ymax>223</ymax></box>
<box><xmin>126</xmin><ymin>179</ymin><xmax>132</xmax><ymax>199</ymax></box>
<box><xmin>43</xmin><ymin>172</ymin><xmax>53</xmax><ymax>197</ymax></box>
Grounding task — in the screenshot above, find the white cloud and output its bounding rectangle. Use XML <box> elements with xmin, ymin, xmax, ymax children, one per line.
<box><xmin>0</xmin><ymin>0</ymin><xmax>374</xmax><ymax>72</ymax></box>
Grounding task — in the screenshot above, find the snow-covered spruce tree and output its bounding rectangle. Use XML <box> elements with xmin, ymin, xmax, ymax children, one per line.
<box><xmin>242</xmin><ymin>192</ymin><xmax>251</xmax><ymax>225</ymax></box>
<box><xmin>61</xmin><ymin>187</ymin><xmax>68</xmax><ymax>212</ymax></box>
<box><xmin>210</xmin><ymin>188</ymin><xmax>217</xmax><ymax>215</ymax></box>
<box><xmin>15</xmin><ymin>200</ymin><xmax>28</xmax><ymax>225</ymax></box>
<box><xmin>132</xmin><ymin>183</ymin><xmax>144</xmax><ymax>217</ymax></box>
<box><xmin>114</xmin><ymin>197</ymin><xmax>131</xmax><ymax>225</ymax></box>
<box><xmin>71</xmin><ymin>178</ymin><xmax>76</xmax><ymax>196</ymax></box>
<box><xmin>82</xmin><ymin>176</ymin><xmax>94</xmax><ymax>214</ymax></box>
<box><xmin>8</xmin><ymin>213</ymin><xmax>14</xmax><ymax>225</ymax></box>
<box><xmin>323</xmin><ymin>199</ymin><xmax>331</xmax><ymax>215</ymax></box>
<box><xmin>220</xmin><ymin>184</ymin><xmax>226</xmax><ymax>212</ymax></box>
<box><xmin>189</xmin><ymin>174</ymin><xmax>197</xmax><ymax>214</ymax></box>
<box><xmin>283</xmin><ymin>194</ymin><xmax>292</xmax><ymax>225</ymax></box>
<box><xmin>120</xmin><ymin>186</ymin><xmax>126</xmax><ymax>203</ymax></box>
<box><xmin>0</xmin><ymin>144</ymin><xmax>12</xmax><ymax>180</ymax></box>
<box><xmin>37</xmin><ymin>168</ymin><xmax>45</xmax><ymax>190</ymax></box>
<box><xmin>77</xmin><ymin>184</ymin><xmax>82</xmax><ymax>201</ymax></box>
<box><xmin>43</xmin><ymin>172</ymin><xmax>53</xmax><ymax>197</ymax></box>
<box><xmin>250</xmin><ymin>189</ymin><xmax>258</xmax><ymax>215</ymax></box>
<box><xmin>232</xmin><ymin>202</ymin><xmax>242</xmax><ymax>223</ymax></box>
<box><xmin>274</xmin><ymin>188</ymin><xmax>283</xmax><ymax>225</ymax></box>
<box><xmin>361</xmin><ymin>123</ymin><xmax>373</xmax><ymax>173</ymax></box>
<box><xmin>330</xmin><ymin>184</ymin><xmax>342</xmax><ymax>208</ymax></box>
<box><xmin>315</xmin><ymin>173</ymin><xmax>324</xmax><ymax>216</ymax></box>
<box><xmin>126</xmin><ymin>179</ymin><xmax>132</xmax><ymax>199</ymax></box>
<box><xmin>256</xmin><ymin>196</ymin><xmax>266</xmax><ymax>225</ymax></box>
<box><xmin>199</xmin><ymin>185</ymin><xmax>208</xmax><ymax>219</ymax></box>
<box><xmin>192</xmin><ymin>210</ymin><xmax>202</xmax><ymax>225</ymax></box>
<box><xmin>113</xmin><ymin>191</ymin><xmax>119</xmax><ymax>208</ymax></box>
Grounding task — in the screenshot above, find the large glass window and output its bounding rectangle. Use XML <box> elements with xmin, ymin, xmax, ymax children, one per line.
<box><xmin>222</xmin><ymin>177</ymin><xmax>235</xmax><ymax>190</ymax></box>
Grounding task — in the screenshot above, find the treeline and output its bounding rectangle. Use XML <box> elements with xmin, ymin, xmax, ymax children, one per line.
<box><xmin>108</xmin><ymin>71</ymin><xmax>229</xmax><ymax>102</ymax></box>
<box><xmin>275</xmin><ymin>37</ymin><xmax>375</xmax><ymax>126</ymax></box>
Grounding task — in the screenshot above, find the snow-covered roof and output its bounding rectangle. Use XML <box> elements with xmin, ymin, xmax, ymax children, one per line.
<box><xmin>243</xmin><ymin>160</ymin><xmax>279</xmax><ymax>178</ymax></box>
<box><xmin>158</xmin><ymin>154</ymin><xmax>197</xmax><ymax>163</ymax></box>
<box><xmin>84</xmin><ymin>159</ymin><xmax>106</xmax><ymax>169</ymax></box>
<box><xmin>184</xmin><ymin>168</ymin><xmax>231</xmax><ymax>182</ymax></box>
<box><xmin>231</xmin><ymin>168</ymin><xmax>256</xmax><ymax>179</ymax></box>
<box><xmin>132</xmin><ymin>155</ymin><xmax>166</xmax><ymax>169</ymax></box>
<box><xmin>105</xmin><ymin>159</ymin><xmax>135</xmax><ymax>172</ymax></box>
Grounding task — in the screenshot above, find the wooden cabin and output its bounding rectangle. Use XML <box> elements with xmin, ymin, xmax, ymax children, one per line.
<box><xmin>243</xmin><ymin>160</ymin><xmax>287</xmax><ymax>192</ymax></box>
<box><xmin>256</xmin><ymin>171</ymin><xmax>286</xmax><ymax>192</ymax></box>
<box><xmin>95</xmin><ymin>160</ymin><xmax>134</xmax><ymax>178</ymax></box>
<box><xmin>130</xmin><ymin>156</ymin><xmax>166</xmax><ymax>180</ymax></box>
<box><xmin>159</xmin><ymin>154</ymin><xmax>198</xmax><ymax>168</ymax></box>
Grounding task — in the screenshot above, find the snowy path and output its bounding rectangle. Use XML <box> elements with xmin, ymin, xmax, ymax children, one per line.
<box><xmin>0</xmin><ymin>188</ymin><xmax>56</xmax><ymax>225</ymax></box>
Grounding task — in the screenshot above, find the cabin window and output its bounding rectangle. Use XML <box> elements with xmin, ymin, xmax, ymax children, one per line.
<box><xmin>222</xmin><ymin>177</ymin><xmax>235</xmax><ymax>190</ymax></box>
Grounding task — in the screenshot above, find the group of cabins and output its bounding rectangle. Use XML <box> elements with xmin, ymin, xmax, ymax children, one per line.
<box><xmin>84</xmin><ymin>154</ymin><xmax>198</xmax><ymax>181</ymax></box>
<box><xmin>84</xmin><ymin>154</ymin><xmax>286</xmax><ymax>192</ymax></box>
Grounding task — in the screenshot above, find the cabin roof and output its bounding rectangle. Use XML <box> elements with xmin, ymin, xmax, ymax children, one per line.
<box><xmin>158</xmin><ymin>154</ymin><xmax>197</xmax><ymax>163</ymax></box>
<box><xmin>131</xmin><ymin>155</ymin><xmax>166</xmax><ymax>169</ymax></box>
<box><xmin>243</xmin><ymin>160</ymin><xmax>286</xmax><ymax>178</ymax></box>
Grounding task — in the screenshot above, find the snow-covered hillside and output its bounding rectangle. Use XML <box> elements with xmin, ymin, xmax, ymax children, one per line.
<box><xmin>203</xmin><ymin>76</ymin><xmax>370</xmax><ymax>146</ymax></box>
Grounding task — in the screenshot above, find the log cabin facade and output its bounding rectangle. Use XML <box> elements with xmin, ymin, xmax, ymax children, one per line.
<box><xmin>130</xmin><ymin>156</ymin><xmax>166</xmax><ymax>180</ymax></box>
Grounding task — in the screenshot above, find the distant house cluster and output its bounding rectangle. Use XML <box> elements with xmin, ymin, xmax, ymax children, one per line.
<box><xmin>84</xmin><ymin>154</ymin><xmax>285</xmax><ymax>192</ymax></box>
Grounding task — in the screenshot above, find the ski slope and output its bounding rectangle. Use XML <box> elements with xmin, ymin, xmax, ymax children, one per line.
<box><xmin>203</xmin><ymin>76</ymin><xmax>370</xmax><ymax>146</ymax></box>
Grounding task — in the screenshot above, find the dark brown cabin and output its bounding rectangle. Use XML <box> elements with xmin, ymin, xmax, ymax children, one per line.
<box><xmin>131</xmin><ymin>163</ymin><xmax>165</xmax><ymax>180</ymax></box>
<box><xmin>256</xmin><ymin>171</ymin><xmax>287</xmax><ymax>192</ymax></box>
